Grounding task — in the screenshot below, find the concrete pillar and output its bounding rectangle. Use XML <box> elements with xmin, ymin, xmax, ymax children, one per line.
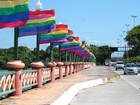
<box><xmin>69</xmin><ymin>62</ymin><xmax>73</xmax><ymax>75</ymax></box>
<box><xmin>45</xmin><ymin>62</ymin><xmax>56</xmax><ymax>83</ymax></box>
<box><xmin>30</xmin><ymin>62</ymin><xmax>44</xmax><ymax>88</ymax></box>
<box><xmin>57</xmin><ymin>62</ymin><xmax>64</xmax><ymax>79</ymax></box>
<box><xmin>64</xmin><ymin>62</ymin><xmax>69</xmax><ymax>77</ymax></box>
<box><xmin>6</xmin><ymin>60</ymin><xmax>25</xmax><ymax>96</ymax></box>
<box><xmin>73</xmin><ymin>63</ymin><xmax>76</xmax><ymax>74</ymax></box>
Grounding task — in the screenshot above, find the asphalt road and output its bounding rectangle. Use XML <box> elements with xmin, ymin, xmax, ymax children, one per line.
<box><xmin>70</xmin><ymin>66</ymin><xmax>140</xmax><ymax>105</ymax></box>
<box><xmin>111</xmin><ymin>66</ymin><xmax>140</xmax><ymax>90</ymax></box>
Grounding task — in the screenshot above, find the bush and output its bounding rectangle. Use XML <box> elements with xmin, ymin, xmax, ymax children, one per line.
<box><xmin>124</xmin><ymin>56</ymin><xmax>140</xmax><ymax>64</ymax></box>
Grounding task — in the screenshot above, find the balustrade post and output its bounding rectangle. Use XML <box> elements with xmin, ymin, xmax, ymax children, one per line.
<box><xmin>73</xmin><ymin>62</ymin><xmax>76</xmax><ymax>73</ymax></box>
<box><xmin>57</xmin><ymin>62</ymin><xmax>64</xmax><ymax>79</ymax></box>
<box><xmin>76</xmin><ymin>62</ymin><xmax>78</xmax><ymax>72</ymax></box>
<box><xmin>82</xmin><ymin>62</ymin><xmax>84</xmax><ymax>70</ymax></box>
<box><xmin>69</xmin><ymin>62</ymin><xmax>73</xmax><ymax>75</ymax></box>
<box><xmin>45</xmin><ymin>62</ymin><xmax>56</xmax><ymax>83</ymax></box>
<box><xmin>64</xmin><ymin>62</ymin><xmax>69</xmax><ymax>77</ymax></box>
<box><xmin>30</xmin><ymin>62</ymin><xmax>44</xmax><ymax>88</ymax></box>
<box><xmin>79</xmin><ymin>62</ymin><xmax>82</xmax><ymax>71</ymax></box>
<box><xmin>6</xmin><ymin>60</ymin><xmax>25</xmax><ymax>96</ymax></box>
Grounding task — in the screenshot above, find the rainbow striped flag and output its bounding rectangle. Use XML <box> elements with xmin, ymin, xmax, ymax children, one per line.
<box><xmin>19</xmin><ymin>9</ymin><xmax>55</xmax><ymax>37</ymax></box>
<box><xmin>67</xmin><ymin>30</ymin><xmax>74</xmax><ymax>42</ymax></box>
<box><xmin>39</xmin><ymin>24</ymin><xmax>68</xmax><ymax>44</ymax></box>
<box><xmin>51</xmin><ymin>29</ymin><xmax>74</xmax><ymax>46</ymax></box>
<box><xmin>0</xmin><ymin>0</ymin><xmax>29</xmax><ymax>28</ymax></box>
<box><xmin>60</xmin><ymin>39</ymin><xmax>80</xmax><ymax>50</ymax></box>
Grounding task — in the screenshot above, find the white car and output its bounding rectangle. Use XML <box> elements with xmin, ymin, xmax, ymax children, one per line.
<box><xmin>115</xmin><ymin>61</ymin><xmax>124</xmax><ymax>70</ymax></box>
<box><xmin>136</xmin><ymin>64</ymin><xmax>140</xmax><ymax>73</ymax></box>
<box><xmin>124</xmin><ymin>63</ymin><xmax>138</xmax><ymax>75</ymax></box>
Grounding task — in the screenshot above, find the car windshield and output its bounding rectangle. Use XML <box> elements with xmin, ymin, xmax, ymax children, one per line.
<box><xmin>117</xmin><ymin>62</ymin><xmax>124</xmax><ymax>64</ymax></box>
<box><xmin>126</xmin><ymin>64</ymin><xmax>137</xmax><ymax>67</ymax></box>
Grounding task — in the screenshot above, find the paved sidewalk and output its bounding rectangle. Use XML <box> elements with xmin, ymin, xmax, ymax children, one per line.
<box><xmin>0</xmin><ymin>66</ymin><xmax>119</xmax><ymax>105</ymax></box>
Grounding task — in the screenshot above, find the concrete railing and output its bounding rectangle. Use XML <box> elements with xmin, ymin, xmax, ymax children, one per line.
<box><xmin>0</xmin><ymin>61</ymin><xmax>95</xmax><ymax>98</ymax></box>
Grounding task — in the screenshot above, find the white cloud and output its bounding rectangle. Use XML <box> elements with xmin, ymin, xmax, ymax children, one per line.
<box><xmin>85</xmin><ymin>38</ymin><xmax>101</xmax><ymax>45</ymax></box>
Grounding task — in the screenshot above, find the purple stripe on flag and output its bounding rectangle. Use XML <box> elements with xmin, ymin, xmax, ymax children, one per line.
<box><xmin>19</xmin><ymin>29</ymin><xmax>51</xmax><ymax>37</ymax></box>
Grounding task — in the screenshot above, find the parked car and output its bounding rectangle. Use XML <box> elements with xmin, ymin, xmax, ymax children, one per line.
<box><xmin>115</xmin><ymin>61</ymin><xmax>124</xmax><ymax>70</ymax></box>
<box><xmin>136</xmin><ymin>64</ymin><xmax>140</xmax><ymax>73</ymax></box>
<box><xmin>124</xmin><ymin>63</ymin><xmax>138</xmax><ymax>75</ymax></box>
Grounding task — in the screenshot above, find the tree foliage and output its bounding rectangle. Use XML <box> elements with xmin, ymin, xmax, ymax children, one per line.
<box><xmin>88</xmin><ymin>44</ymin><xmax>110</xmax><ymax>65</ymax></box>
<box><xmin>125</xmin><ymin>25</ymin><xmax>140</xmax><ymax>57</ymax></box>
<box><xmin>125</xmin><ymin>25</ymin><xmax>140</xmax><ymax>47</ymax></box>
<box><xmin>0</xmin><ymin>43</ymin><xmax>112</xmax><ymax>69</ymax></box>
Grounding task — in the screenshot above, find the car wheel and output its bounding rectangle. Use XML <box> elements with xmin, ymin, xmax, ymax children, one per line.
<box><xmin>124</xmin><ymin>72</ymin><xmax>126</xmax><ymax>75</ymax></box>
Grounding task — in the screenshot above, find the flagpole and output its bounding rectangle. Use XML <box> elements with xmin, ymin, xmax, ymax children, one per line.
<box><xmin>50</xmin><ymin>43</ymin><xmax>53</xmax><ymax>62</ymax></box>
<box><xmin>36</xmin><ymin>0</ymin><xmax>42</xmax><ymax>61</ymax></box>
<box><xmin>65</xmin><ymin>50</ymin><xmax>67</xmax><ymax>62</ymax></box>
<box><xmin>14</xmin><ymin>27</ymin><xmax>19</xmax><ymax>60</ymax></box>
<box><xmin>36</xmin><ymin>34</ymin><xmax>40</xmax><ymax>61</ymax></box>
<box><xmin>59</xmin><ymin>45</ymin><xmax>61</xmax><ymax>61</ymax></box>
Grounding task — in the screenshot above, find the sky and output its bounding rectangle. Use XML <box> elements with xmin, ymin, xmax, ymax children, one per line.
<box><xmin>0</xmin><ymin>0</ymin><xmax>140</xmax><ymax>57</ymax></box>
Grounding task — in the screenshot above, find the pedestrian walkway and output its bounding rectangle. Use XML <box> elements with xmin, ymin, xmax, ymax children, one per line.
<box><xmin>0</xmin><ymin>66</ymin><xmax>119</xmax><ymax>105</ymax></box>
<box><xmin>70</xmin><ymin>79</ymin><xmax>140</xmax><ymax>105</ymax></box>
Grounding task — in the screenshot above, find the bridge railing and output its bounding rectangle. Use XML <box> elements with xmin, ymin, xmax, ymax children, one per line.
<box><xmin>0</xmin><ymin>70</ymin><xmax>16</xmax><ymax>97</ymax></box>
<box><xmin>0</xmin><ymin>61</ymin><xmax>95</xmax><ymax>98</ymax></box>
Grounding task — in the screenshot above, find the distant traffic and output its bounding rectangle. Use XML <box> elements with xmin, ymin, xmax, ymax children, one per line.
<box><xmin>107</xmin><ymin>60</ymin><xmax>140</xmax><ymax>75</ymax></box>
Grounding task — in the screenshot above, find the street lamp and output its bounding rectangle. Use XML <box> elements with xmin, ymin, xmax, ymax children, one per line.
<box><xmin>36</xmin><ymin>0</ymin><xmax>42</xmax><ymax>10</ymax></box>
<box><xmin>117</xmin><ymin>38</ymin><xmax>120</xmax><ymax>58</ymax></box>
<box><xmin>132</xmin><ymin>15</ymin><xmax>137</xmax><ymax>27</ymax></box>
<box><xmin>117</xmin><ymin>38</ymin><xmax>120</xmax><ymax>47</ymax></box>
<box><xmin>120</xmin><ymin>35</ymin><xmax>123</xmax><ymax>47</ymax></box>
<box><xmin>58</xmin><ymin>21</ymin><xmax>62</xmax><ymax>24</ymax></box>
<box><xmin>125</xmin><ymin>24</ymin><xmax>130</xmax><ymax>32</ymax></box>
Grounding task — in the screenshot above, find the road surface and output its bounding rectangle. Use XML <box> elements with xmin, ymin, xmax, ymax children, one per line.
<box><xmin>70</xmin><ymin>66</ymin><xmax>140</xmax><ymax>105</ymax></box>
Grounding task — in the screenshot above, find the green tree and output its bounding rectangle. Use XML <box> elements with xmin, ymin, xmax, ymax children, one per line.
<box><xmin>98</xmin><ymin>45</ymin><xmax>110</xmax><ymax>65</ymax></box>
<box><xmin>125</xmin><ymin>25</ymin><xmax>140</xmax><ymax>56</ymax></box>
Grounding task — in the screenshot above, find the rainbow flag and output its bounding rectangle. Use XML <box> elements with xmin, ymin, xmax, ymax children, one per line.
<box><xmin>0</xmin><ymin>0</ymin><xmax>29</xmax><ymax>28</ymax></box>
<box><xmin>19</xmin><ymin>9</ymin><xmax>55</xmax><ymax>37</ymax></box>
<box><xmin>51</xmin><ymin>29</ymin><xmax>74</xmax><ymax>46</ymax></box>
<box><xmin>60</xmin><ymin>40</ymin><xmax>80</xmax><ymax>51</ymax></box>
<box><xmin>67</xmin><ymin>30</ymin><xmax>74</xmax><ymax>42</ymax></box>
<box><xmin>39</xmin><ymin>24</ymin><xmax>68</xmax><ymax>44</ymax></box>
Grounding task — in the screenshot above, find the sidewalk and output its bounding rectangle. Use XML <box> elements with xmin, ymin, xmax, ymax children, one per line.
<box><xmin>0</xmin><ymin>66</ymin><xmax>119</xmax><ymax>105</ymax></box>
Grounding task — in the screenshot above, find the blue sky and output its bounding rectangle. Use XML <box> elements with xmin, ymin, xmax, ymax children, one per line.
<box><xmin>0</xmin><ymin>0</ymin><xmax>140</xmax><ymax>54</ymax></box>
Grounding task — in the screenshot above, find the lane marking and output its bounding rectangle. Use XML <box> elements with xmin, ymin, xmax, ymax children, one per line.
<box><xmin>121</xmin><ymin>76</ymin><xmax>140</xmax><ymax>91</ymax></box>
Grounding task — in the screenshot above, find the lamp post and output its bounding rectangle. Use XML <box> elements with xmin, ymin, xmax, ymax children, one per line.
<box><xmin>117</xmin><ymin>38</ymin><xmax>120</xmax><ymax>58</ymax></box>
<box><xmin>36</xmin><ymin>0</ymin><xmax>42</xmax><ymax>11</ymax></box>
<box><xmin>125</xmin><ymin>24</ymin><xmax>130</xmax><ymax>58</ymax></box>
<box><xmin>125</xmin><ymin>24</ymin><xmax>130</xmax><ymax>32</ymax></box>
<box><xmin>36</xmin><ymin>0</ymin><xmax>42</xmax><ymax>61</ymax></box>
<box><xmin>120</xmin><ymin>35</ymin><xmax>123</xmax><ymax>47</ymax></box>
<box><xmin>132</xmin><ymin>15</ymin><xmax>137</xmax><ymax>27</ymax></box>
<box><xmin>122</xmin><ymin>31</ymin><xmax>126</xmax><ymax>47</ymax></box>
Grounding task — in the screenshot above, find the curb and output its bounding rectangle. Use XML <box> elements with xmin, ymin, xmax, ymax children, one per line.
<box><xmin>51</xmin><ymin>76</ymin><xmax>120</xmax><ymax>105</ymax></box>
